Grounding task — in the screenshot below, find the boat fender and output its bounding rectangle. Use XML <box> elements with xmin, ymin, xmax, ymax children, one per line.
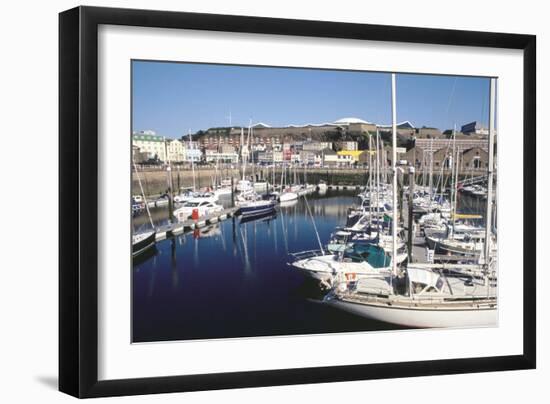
<box><xmin>192</xmin><ymin>208</ymin><xmax>200</xmax><ymax>221</ymax></box>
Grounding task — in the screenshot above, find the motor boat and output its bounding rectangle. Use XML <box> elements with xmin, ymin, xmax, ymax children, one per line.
<box><xmin>132</xmin><ymin>230</ymin><xmax>156</xmax><ymax>258</ymax></box>
<box><xmin>174</xmin><ymin>198</ymin><xmax>224</xmax><ymax>221</ymax></box>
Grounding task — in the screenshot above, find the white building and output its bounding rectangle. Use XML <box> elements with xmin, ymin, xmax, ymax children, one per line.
<box><xmin>132</xmin><ymin>131</ymin><xmax>166</xmax><ymax>162</ymax></box>
<box><xmin>204</xmin><ymin>149</ymin><xmax>239</xmax><ymax>163</ymax></box>
<box><xmin>338</xmin><ymin>141</ymin><xmax>359</xmax><ymax>151</ymax></box>
<box><xmin>302</xmin><ymin>141</ymin><xmax>333</xmax><ymax>151</ymax></box>
<box><xmin>273</xmin><ymin>150</ymin><xmax>284</xmax><ymax>163</ymax></box>
<box><xmin>324</xmin><ymin>152</ymin><xmax>354</xmax><ymax>167</ymax></box>
<box><xmin>184</xmin><ymin>147</ymin><xmax>202</xmax><ymax>163</ymax></box>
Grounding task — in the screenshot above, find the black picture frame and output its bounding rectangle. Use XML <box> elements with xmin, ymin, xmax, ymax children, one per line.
<box><xmin>59</xmin><ymin>5</ymin><xmax>536</xmax><ymax>398</ymax></box>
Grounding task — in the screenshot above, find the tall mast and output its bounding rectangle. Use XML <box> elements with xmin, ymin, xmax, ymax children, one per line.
<box><xmin>251</xmin><ymin>125</ymin><xmax>255</xmax><ymax>181</ymax></box>
<box><xmin>133</xmin><ymin>160</ymin><xmax>154</xmax><ymax>228</ymax></box>
<box><xmin>272</xmin><ymin>149</ymin><xmax>275</xmax><ymax>190</ymax></box>
<box><xmin>369</xmin><ymin>134</ymin><xmax>373</xmax><ymax>228</ymax></box>
<box><xmin>391</xmin><ymin>73</ymin><xmax>398</xmax><ymax>277</ymax></box>
<box><xmin>429</xmin><ymin>137</ymin><xmax>434</xmax><ymax>202</ymax></box>
<box><xmin>188</xmin><ymin>129</ymin><xmax>196</xmax><ymax>191</ymax></box>
<box><xmin>452</xmin><ymin>150</ymin><xmax>460</xmax><ymax>233</ymax></box>
<box><xmin>376</xmin><ymin>128</ymin><xmax>380</xmax><ymax>232</ymax></box>
<box><xmin>450</xmin><ymin>124</ymin><xmax>457</xmax><ymax>231</ymax></box>
<box><xmin>484</xmin><ymin>78</ymin><xmax>496</xmax><ymax>265</ymax></box>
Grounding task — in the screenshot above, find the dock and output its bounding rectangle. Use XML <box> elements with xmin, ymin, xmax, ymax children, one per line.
<box><xmin>327</xmin><ymin>185</ymin><xmax>366</xmax><ymax>191</ymax></box>
<box><xmin>155</xmin><ymin>207</ymin><xmax>239</xmax><ymax>241</ymax></box>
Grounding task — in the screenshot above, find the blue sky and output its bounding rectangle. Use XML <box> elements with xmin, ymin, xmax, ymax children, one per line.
<box><xmin>132</xmin><ymin>60</ymin><xmax>490</xmax><ymax>137</ymax></box>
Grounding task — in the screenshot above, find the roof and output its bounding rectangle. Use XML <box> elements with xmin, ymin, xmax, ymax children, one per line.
<box><xmin>286</xmin><ymin>122</ymin><xmax>336</xmax><ymax>128</ymax></box>
<box><xmin>252</xmin><ymin>122</ymin><xmax>271</xmax><ymax>128</ymax></box>
<box><xmin>333</xmin><ymin>117</ymin><xmax>372</xmax><ymax>125</ymax></box>
<box><xmin>377</xmin><ymin>120</ymin><xmax>415</xmax><ymax>129</ymax></box>
<box><xmin>462</xmin><ymin>146</ymin><xmax>487</xmax><ymax>154</ymax></box>
<box><xmin>133</xmin><ymin>134</ymin><xmax>165</xmax><ymax>142</ymax></box>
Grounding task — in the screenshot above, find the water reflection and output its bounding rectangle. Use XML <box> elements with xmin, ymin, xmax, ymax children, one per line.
<box><xmin>132</xmin><ymin>190</ymin><xmax>485</xmax><ymax>342</ymax></box>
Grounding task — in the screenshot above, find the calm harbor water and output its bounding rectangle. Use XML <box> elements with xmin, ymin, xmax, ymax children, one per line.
<box><xmin>132</xmin><ymin>190</ymin><xmax>485</xmax><ymax>343</ymax></box>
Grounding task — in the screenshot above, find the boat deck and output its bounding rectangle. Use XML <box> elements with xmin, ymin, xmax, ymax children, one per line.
<box><xmin>338</xmin><ymin>292</ymin><xmax>497</xmax><ymax>310</ymax></box>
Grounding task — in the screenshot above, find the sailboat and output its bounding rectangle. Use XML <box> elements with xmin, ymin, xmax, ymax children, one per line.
<box><xmin>317</xmin><ymin>180</ymin><xmax>328</xmax><ymax>193</ymax></box>
<box><xmin>289</xmin><ymin>245</ymin><xmax>393</xmax><ymax>287</ymax></box>
<box><xmin>212</xmin><ymin>148</ymin><xmax>233</xmax><ymax>197</ymax></box>
<box><xmin>325</xmin><ymin>74</ymin><xmax>497</xmax><ymax>328</ymax></box>
<box><xmin>235</xmin><ymin>124</ymin><xmax>277</xmax><ymax>217</ymax></box>
<box><xmin>279</xmin><ymin>163</ymin><xmax>299</xmax><ymax>202</ymax></box>
<box><xmin>132</xmin><ymin>161</ymin><xmax>156</xmax><ymax>258</ymax></box>
<box><xmin>132</xmin><ymin>230</ymin><xmax>157</xmax><ymax>257</ymax></box>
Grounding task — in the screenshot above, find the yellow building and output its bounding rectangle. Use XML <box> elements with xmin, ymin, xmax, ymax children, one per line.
<box><xmin>166</xmin><ymin>139</ymin><xmax>185</xmax><ymax>163</ymax></box>
<box><xmin>336</xmin><ymin>150</ymin><xmax>364</xmax><ymax>163</ymax></box>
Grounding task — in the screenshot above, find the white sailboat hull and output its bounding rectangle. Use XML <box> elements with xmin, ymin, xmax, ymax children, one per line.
<box><xmin>279</xmin><ymin>192</ymin><xmax>298</xmax><ymax>202</ymax></box>
<box><xmin>291</xmin><ymin>254</ymin><xmax>391</xmax><ymax>283</ymax></box>
<box><xmin>214</xmin><ymin>187</ymin><xmax>232</xmax><ymax>196</ymax></box>
<box><xmin>328</xmin><ymin>299</ymin><xmax>497</xmax><ymax>328</ymax></box>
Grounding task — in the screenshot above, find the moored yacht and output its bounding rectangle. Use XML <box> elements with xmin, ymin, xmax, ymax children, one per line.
<box><xmin>324</xmin><ymin>74</ymin><xmax>498</xmax><ymax>329</ymax></box>
<box><xmin>235</xmin><ymin>189</ymin><xmax>277</xmax><ymax>217</ymax></box>
<box><xmin>132</xmin><ymin>230</ymin><xmax>157</xmax><ymax>258</ymax></box>
<box><xmin>289</xmin><ymin>244</ymin><xmax>393</xmax><ymax>287</ymax></box>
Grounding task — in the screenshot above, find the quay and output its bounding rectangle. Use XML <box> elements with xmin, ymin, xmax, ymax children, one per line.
<box><xmin>143</xmin><ymin>184</ymin><xmax>367</xmax><ymax>206</ymax></box>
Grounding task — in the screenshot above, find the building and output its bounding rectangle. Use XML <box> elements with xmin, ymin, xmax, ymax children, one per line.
<box><xmin>398</xmin><ymin>144</ymin><xmax>490</xmax><ymax>172</ymax></box>
<box><xmin>299</xmin><ymin>150</ymin><xmax>317</xmax><ymax>166</ymax></box>
<box><xmin>257</xmin><ymin>151</ymin><xmax>272</xmax><ymax>165</ymax></box>
<box><xmin>462</xmin><ymin>147</ymin><xmax>489</xmax><ymax>169</ymax></box>
<box><xmin>442</xmin><ymin>129</ymin><xmax>465</xmax><ymax>137</ymax></box>
<box><xmin>337</xmin><ymin>141</ymin><xmax>359</xmax><ymax>151</ymax></box>
<box><xmin>132</xmin><ymin>131</ymin><xmax>166</xmax><ymax>162</ymax></box>
<box><xmin>324</xmin><ymin>150</ymin><xmax>354</xmax><ymax>167</ymax></box>
<box><xmin>273</xmin><ymin>150</ymin><xmax>284</xmax><ymax>163</ymax></box>
<box><xmin>415</xmin><ymin>137</ymin><xmax>490</xmax><ymax>153</ymax></box>
<box><xmin>132</xmin><ymin>145</ymin><xmax>143</xmax><ymax>162</ymax></box>
<box><xmin>432</xmin><ymin>147</ymin><xmax>454</xmax><ymax>169</ymax></box>
<box><xmin>290</xmin><ymin>153</ymin><xmax>301</xmax><ymax>164</ymax></box>
<box><xmin>401</xmin><ymin>146</ymin><xmax>427</xmax><ymax>169</ymax></box>
<box><xmin>357</xmin><ymin>150</ymin><xmax>375</xmax><ymax>166</ymax></box>
<box><xmin>166</xmin><ymin>139</ymin><xmax>185</xmax><ymax>163</ymax></box>
<box><xmin>196</xmin><ymin>118</ymin><xmax>376</xmax><ymax>148</ymax></box>
<box><xmin>461</xmin><ymin>121</ymin><xmax>489</xmax><ymax>136</ymax></box>
<box><xmin>220</xmin><ymin>144</ymin><xmax>236</xmax><ymax>154</ymax></box>
<box><xmin>336</xmin><ymin>150</ymin><xmax>364</xmax><ymax>164</ymax></box>
<box><xmin>184</xmin><ymin>147</ymin><xmax>202</xmax><ymax>163</ymax></box>
<box><xmin>377</xmin><ymin>121</ymin><xmax>417</xmax><ymax>138</ymax></box>
<box><xmin>204</xmin><ymin>149</ymin><xmax>239</xmax><ymax>164</ymax></box>
<box><xmin>302</xmin><ymin>141</ymin><xmax>333</xmax><ymax>151</ymax></box>
<box><xmin>347</xmin><ymin>122</ymin><xmax>378</xmax><ymax>134</ymax></box>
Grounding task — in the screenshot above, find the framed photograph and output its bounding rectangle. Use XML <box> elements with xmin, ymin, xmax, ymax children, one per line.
<box><xmin>59</xmin><ymin>6</ymin><xmax>536</xmax><ymax>398</ymax></box>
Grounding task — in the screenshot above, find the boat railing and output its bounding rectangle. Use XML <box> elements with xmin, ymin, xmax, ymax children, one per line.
<box><xmin>289</xmin><ymin>249</ymin><xmax>325</xmax><ymax>260</ymax></box>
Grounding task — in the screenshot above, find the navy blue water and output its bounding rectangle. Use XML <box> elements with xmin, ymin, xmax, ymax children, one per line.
<box><xmin>132</xmin><ymin>191</ymin><xmax>403</xmax><ymax>342</ymax></box>
<box><xmin>132</xmin><ymin>191</ymin><xmax>484</xmax><ymax>342</ymax></box>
